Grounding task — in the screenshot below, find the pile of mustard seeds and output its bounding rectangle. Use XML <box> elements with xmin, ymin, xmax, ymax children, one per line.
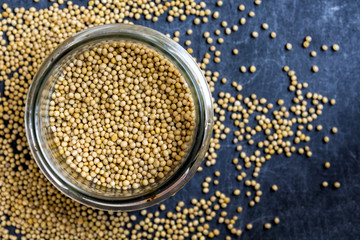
<box><xmin>0</xmin><ymin>0</ymin><xmax>340</xmax><ymax>239</ymax></box>
<box><xmin>49</xmin><ymin>41</ymin><xmax>196</xmax><ymax>190</ymax></box>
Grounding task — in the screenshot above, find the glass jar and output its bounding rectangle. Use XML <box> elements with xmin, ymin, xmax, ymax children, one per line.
<box><xmin>25</xmin><ymin>24</ymin><xmax>213</xmax><ymax>211</ymax></box>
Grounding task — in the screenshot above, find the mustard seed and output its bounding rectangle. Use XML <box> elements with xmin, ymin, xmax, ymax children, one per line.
<box><xmin>249</xmin><ymin>65</ymin><xmax>257</xmax><ymax>73</ymax></box>
<box><xmin>285</xmin><ymin>43</ymin><xmax>292</xmax><ymax>50</ymax></box>
<box><xmin>331</xmin><ymin>127</ymin><xmax>338</xmax><ymax>134</ymax></box>
<box><xmin>312</xmin><ymin>65</ymin><xmax>319</xmax><ymax>72</ymax></box>
<box><xmin>246</xmin><ymin>223</ymin><xmax>253</xmax><ymax>230</ymax></box>
<box><xmin>252</xmin><ymin>32</ymin><xmax>259</xmax><ymax>38</ymax></box>
<box><xmin>332</xmin><ymin>44</ymin><xmax>340</xmax><ymax>51</ymax></box>
<box><xmin>264</xmin><ymin>223</ymin><xmax>272</xmax><ymax>229</ymax></box>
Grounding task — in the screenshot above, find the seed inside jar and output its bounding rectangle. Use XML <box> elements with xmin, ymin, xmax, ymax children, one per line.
<box><xmin>48</xmin><ymin>41</ymin><xmax>196</xmax><ymax>190</ymax></box>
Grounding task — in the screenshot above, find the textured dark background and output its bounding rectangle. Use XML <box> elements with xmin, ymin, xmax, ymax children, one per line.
<box><xmin>2</xmin><ymin>0</ymin><xmax>360</xmax><ymax>239</ymax></box>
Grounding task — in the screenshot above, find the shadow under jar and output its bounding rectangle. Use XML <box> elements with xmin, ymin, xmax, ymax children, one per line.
<box><xmin>25</xmin><ymin>24</ymin><xmax>213</xmax><ymax>211</ymax></box>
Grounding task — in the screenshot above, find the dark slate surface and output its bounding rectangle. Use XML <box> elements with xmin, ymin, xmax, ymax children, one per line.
<box><xmin>2</xmin><ymin>0</ymin><xmax>360</xmax><ymax>239</ymax></box>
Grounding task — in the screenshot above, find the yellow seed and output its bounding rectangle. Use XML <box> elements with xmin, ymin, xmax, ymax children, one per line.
<box><xmin>246</xmin><ymin>223</ymin><xmax>253</xmax><ymax>230</ymax></box>
<box><xmin>303</xmin><ymin>41</ymin><xmax>310</xmax><ymax>48</ymax></box>
<box><xmin>167</xmin><ymin>16</ymin><xmax>174</xmax><ymax>22</ymax></box>
<box><xmin>262</xmin><ymin>23</ymin><xmax>269</xmax><ymax>30</ymax></box>
<box><xmin>249</xmin><ymin>65</ymin><xmax>256</xmax><ymax>73</ymax></box>
<box><xmin>312</xmin><ymin>65</ymin><xmax>319</xmax><ymax>72</ymax></box>
<box><xmin>332</xmin><ymin>44</ymin><xmax>340</xmax><ymax>51</ymax></box>
<box><xmin>251</xmin><ymin>32</ymin><xmax>259</xmax><ymax>38</ymax></box>
<box><xmin>285</xmin><ymin>43</ymin><xmax>292</xmax><ymax>50</ymax></box>
<box><xmin>322</xmin><ymin>181</ymin><xmax>329</xmax><ymax>188</ymax></box>
<box><xmin>324</xmin><ymin>162</ymin><xmax>330</xmax><ymax>168</ymax></box>
<box><xmin>271</xmin><ymin>185</ymin><xmax>278</xmax><ymax>191</ymax></box>
<box><xmin>331</xmin><ymin>127</ymin><xmax>338</xmax><ymax>134</ymax></box>
<box><xmin>264</xmin><ymin>223</ymin><xmax>272</xmax><ymax>229</ymax></box>
<box><xmin>254</xmin><ymin>0</ymin><xmax>262</xmax><ymax>5</ymax></box>
<box><xmin>277</xmin><ymin>99</ymin><xmax>284</xmax><ymax>106</ymax></box>
<box><xmin>194</xmin><ymin>18</ymin><xmax>201</xmax><ymax>25</ymax></box>
<box><xmin>270</xmin><ymin>32</ymin><xmax>277</xmax><ymax>38</ymax></box>
<box><xmin>240</xmin><ymin>17</ymin><xmax>246</xmax><ymax>25</ymax></box>
<box><xmin>333</xmin><ymin>182</ymin><xmax>341</xmax><ymax>188</ymax></box>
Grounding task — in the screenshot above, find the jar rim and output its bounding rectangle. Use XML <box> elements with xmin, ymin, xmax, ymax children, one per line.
<box><xmin>25</xmin><ymin>24</ymin><xmax>213</xmax><ymax>211</ymax></box>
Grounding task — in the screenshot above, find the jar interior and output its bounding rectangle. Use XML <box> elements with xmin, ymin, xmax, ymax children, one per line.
<box><xmin>33</xmin><ymin>37</ymin><xmax>204</xmax><ymax>201</ymax></box>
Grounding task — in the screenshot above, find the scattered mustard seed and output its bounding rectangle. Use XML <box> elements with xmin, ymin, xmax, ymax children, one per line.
<box><xmin>249</xmin><ymin>65</ymin><xmax>257</xmax><ymax>73</ymax></box>
<box><xmin>254</xmin><ymin>0</ymin><xmax>262</xmax><ymax>5</ymax></box>
<box><xmin>331</xmin><ymin>127</ymin><xmax>338</xmax><ymax>134</ymax></box>
<box><xmin>264</xmin><ymin>223</ymin><xmax>272</xmax><ymax>229</ymax></box>
<box><xmin>312</xmin><ymin>65</ymin><xmax>319</xmax><ymax>72</ymax></box>
<box><xmin>262</xmin><ymin>23</ymin><xmax>269</xmax><ymax>30</ymax></box>
<box><xmin>240</xmin><ymin>17</ymin><xmax>247</xmax><ymax>25</ymax></box>
<box><xmin>332</xmin><ymin>44</ymin><xmax>340</xmax><ymax>51</ymax></box>
<box><xmin>303</xmin><ymin>41</ymin><xmax>310</xmax><ymax>48</ymax></box>
<box><xmin>240</xmin><ymin>66</ymin><xmax>247</xmax><ymax>72</ymax></box>
<box><xmin>333</xmin><ymin>182</ymin><xmax>341</xmax><ymax>188</ymax></box>
<box><xmin>285</xmin><ymin>43</ymin><xmax>292</xmax><ymax>50</ymax></box>
<box><xmin>246</xmin><ymin>223</ymin><xmax>253</xmax><ymax>230</ymax></box>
